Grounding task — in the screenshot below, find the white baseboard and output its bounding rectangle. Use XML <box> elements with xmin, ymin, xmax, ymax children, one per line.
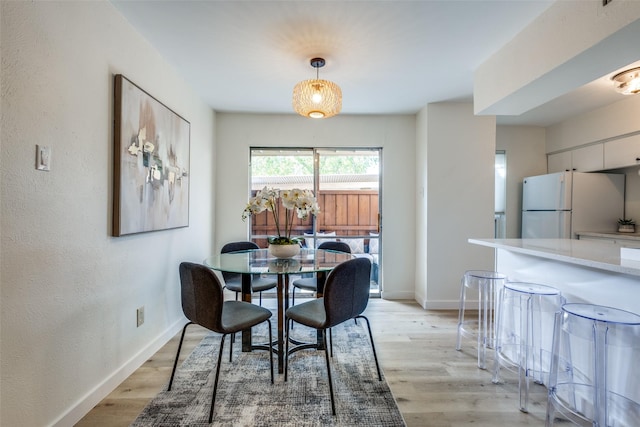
<box><xmin>382</xmin><ymin>293</ymin><xmax>464</xmax><ymax>310</ymax></box>
<box><xmin>51</xmin><ymin>319</ymin><xmax>185</xmax><ymax>427</ymax></box>
<box><xmin>418</xmin><ymin>299</ymin><xmax>466</xmax><ymax>310</ymax></box>
<box><xmin>380</xmin><ymin>290</ymin><xmax>415</xmax><ymax>300</ymax></box>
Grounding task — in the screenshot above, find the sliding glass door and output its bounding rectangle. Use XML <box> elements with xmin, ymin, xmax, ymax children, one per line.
<box><xmin>249</xmin><ymin>148</ymin><xmax>382</xmax><ymax>294</ymax></box>
<box><xmin>315</xmin><ymin>149</ymin><xmax>381</xmax><ymax>293</ymax></box>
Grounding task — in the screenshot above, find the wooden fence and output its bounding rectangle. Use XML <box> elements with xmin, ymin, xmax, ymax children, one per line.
<box><xmin>251</xmin><ymin>190</ymin><xmax>379</xmax><ymax>247</ymax></box>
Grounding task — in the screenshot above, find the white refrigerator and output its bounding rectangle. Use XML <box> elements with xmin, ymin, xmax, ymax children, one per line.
<box><xmin>522</xmin><ymin>171</ymin><xmax>625</xmax><ymax>238</ymax></box>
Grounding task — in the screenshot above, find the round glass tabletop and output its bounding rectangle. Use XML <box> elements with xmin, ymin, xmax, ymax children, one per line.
<box><xmin>203</xmin><ymin>248</ymin><xmax>354</xmax><ymax>275</ymax></box>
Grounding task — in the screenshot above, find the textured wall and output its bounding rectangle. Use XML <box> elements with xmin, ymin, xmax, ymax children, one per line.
<box><xmin>1</xmin><ymin>2</ymin><xmax>216</xmax><ymax>425</ymax></box>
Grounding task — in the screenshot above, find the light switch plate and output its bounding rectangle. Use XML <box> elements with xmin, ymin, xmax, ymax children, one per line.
<box><xmin>36</xmin><ymin>145</ymin><xmax>51</xmax><ymax>171</ymax></box>
<box><xmin>137</xmin><ymin>306</ymin><xmax>145</xmax><ymax>327</ymax></box>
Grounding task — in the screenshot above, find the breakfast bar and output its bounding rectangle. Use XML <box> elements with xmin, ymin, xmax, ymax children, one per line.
<box><xmin>468</xmin><ymin>238</ymin><xmax>640</xmax><ymax>314</ymax></box>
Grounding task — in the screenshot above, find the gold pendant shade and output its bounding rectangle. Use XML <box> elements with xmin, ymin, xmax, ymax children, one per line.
<box><xmin>292</xmin><ymin>58</ymin><xmax>342</xmax><ymax>119</ymax></box>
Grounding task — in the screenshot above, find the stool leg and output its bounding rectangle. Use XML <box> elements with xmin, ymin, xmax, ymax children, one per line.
<box><xmin>456</xmin><ymin>276</ymin><xmax>466</xmax><ymax>351</ymax></box>
<box><xmin>593</xmin><ymin>320</ymin><xmax>608</xmax><ymax>427</ymax></box>
<box><xmin>531</xmin><ymin>294</ymin><xmax>542</xmax><ymax>385</ymax></box>
<box><xmin>518</xmin><ymin>294</ymin><xmax>532</xmax><ymax>413</ymax></box>
<box><xmin>545</xmin><ymin>311</ymin><xmax>562</xmax><ymax>427</ymax></box>
<box><xmin>487</xmin><ymin>278</ymin><xmax>495</xmax><ymax>349</ymax></box>
<box><xmin>492</xmin><ymin>287</ymin><xmax>505</xmax><ymax>383</ymax></box>
<box><xmin>478</xmin><ymin>278</ymin><xmax>488</xmax><ymax>369</ymax></box>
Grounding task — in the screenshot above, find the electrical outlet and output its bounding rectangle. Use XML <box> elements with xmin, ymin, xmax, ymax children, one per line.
<box><xmin>137</xmin><ymin>306</ymin><xmax>144</xmax><ymax>327</ymax></box>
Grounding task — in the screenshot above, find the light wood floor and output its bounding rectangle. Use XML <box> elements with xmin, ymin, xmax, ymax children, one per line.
<box><xmin>76</xmin><ymin>297</ymin><xmax>549</xmax><ymax>426</ymax></box>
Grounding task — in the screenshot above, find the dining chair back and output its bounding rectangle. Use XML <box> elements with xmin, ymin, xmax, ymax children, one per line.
<box><xmin>322</xmin><ymin>255</ymin><xmax>370</xmax><ymax>327</ymax></box>
<box><xmin>169</xmin><ymin>262</ymin><xmax>273</xmax><ymax>423</ymax></box>
<box><xmin>317</xmin><ymin>240</ymin><xmax>351</xmax><ymax>253</ymax></box>
<box><xmin>285</xmin><ymin>257</ymin><xmax>381</xmax><ymax>415</ymax></box>
<box><xmin>220</xmin><ymin>241</ymin><xmax>276</xmax><ymax>305</ymax></box>
<box><xmin>291</xmin><ymin>240</ymin><xmax>351</xmax><ymax>305</ymax></box>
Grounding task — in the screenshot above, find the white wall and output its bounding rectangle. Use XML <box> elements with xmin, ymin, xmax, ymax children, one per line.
<box><xmin>496</xmin><ymin>126</ymin><xmax>548</xmax><ymax>238</ymax></box>
<box><xmin>415</xmin><ymin>108</ymin><xmax>429</xmax><ymax>306</ymax></box>
<box><xmin>1</xmin><ymin>2</ymin><xmax>216</xmax><ymax>426</ymax></box>
<box><xmin>621</xmin><ymin>167</ymin><xmax>640</xmax><ymax>221</ymax></box>
<box><xmin>546</xmin><ymin>95</ymin><xmax>640</xmax><ymax>152</ymax></box>
<box><xmin>215</xmin><ymin>113</ymin><xmax>415</xmax><ymax>300</ymax></box>
<box><xmin>416</xmin><ymin>103</ymin><xmax>496</xmax><ymax>309</ymax></box>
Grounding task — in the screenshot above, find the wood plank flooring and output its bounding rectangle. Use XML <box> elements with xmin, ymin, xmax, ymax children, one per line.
<box><xmin>76</xmin><ymin>297</ymin><xmax>549</xmax><ymax>426</ymax></box>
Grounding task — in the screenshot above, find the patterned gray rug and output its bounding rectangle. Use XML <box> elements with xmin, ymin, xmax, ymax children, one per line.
<box><xmin>131</xmin><ymin>319</ymin><xmax>405</xmax><ymax>426</ymax></box>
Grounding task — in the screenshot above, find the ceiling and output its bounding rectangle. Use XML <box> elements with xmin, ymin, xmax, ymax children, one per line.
<box><xmin>111</xmin><ymin>1</ymin><xmax>635</xmax><ymax>127</ymax></box>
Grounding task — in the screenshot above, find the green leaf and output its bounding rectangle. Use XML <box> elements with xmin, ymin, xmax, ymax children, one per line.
<box><xmin>267</xmin><ymin>236</ymin><xmax>302</xmax><ymax>245</ymax></box>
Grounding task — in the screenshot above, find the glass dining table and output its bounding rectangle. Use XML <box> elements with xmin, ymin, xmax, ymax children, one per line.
<box><xmin>204</xmin><ymin>248</ymin><xmax>353</xmax><ymax>373</ymax></box>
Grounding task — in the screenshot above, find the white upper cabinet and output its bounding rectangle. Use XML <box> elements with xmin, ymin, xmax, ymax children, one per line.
<box><xmin>548</xmin><ymin>144</ymin><xmax>604</xmax><ymax>173</ymax></box>
<box><xmin>572</xmin><ymin>144</ymin><xmax>604</xmax><ymax>172</ymax></box>
<box><xmin>604</xmin><ymin>134</ymin><xmax>640</xmax><ymax>170</ymax></box>
<box><xmin>547</xmin><ymin>151</ymin><xmax>572</xmax><ymax>173</ymax></box>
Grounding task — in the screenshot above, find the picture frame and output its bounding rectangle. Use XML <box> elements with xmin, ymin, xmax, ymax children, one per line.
<box><xmin>113</xmin><ymin>74</ymin><xmax>190</xmax><ymax>236</ymax></box>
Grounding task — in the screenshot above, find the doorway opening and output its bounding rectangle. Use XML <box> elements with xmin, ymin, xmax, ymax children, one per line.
<box><xmin>495</xmin><ymin>151</ymin><xmax>506</xmax><ymax>238</ymax></box>
<box><xmin>249</xmin><ymin>148</ymin><xmax>382</xmax><ymax>295</ymax></box>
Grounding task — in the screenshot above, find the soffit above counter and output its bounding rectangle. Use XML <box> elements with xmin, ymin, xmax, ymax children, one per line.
<box><xmin>475</xmin><ymin>1</ymin><xmax>640</xmax><ymax>127</ymax></box>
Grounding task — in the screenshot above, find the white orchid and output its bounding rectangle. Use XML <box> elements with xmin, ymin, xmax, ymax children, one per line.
<box><xmin>242</xmin><ymin>187</ymin><xmax>320</xmax><ymax>244</ymax></box>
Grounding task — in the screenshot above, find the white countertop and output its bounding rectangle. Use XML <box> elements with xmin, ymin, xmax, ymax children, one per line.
<box><xmin>468</xmin><ymin>238</ymin><xmax>640</xmax><ymax>277</ymax></box>
<box><xmin>576</xmin><ymin>231</ymin><xmax>640</xmax><ymax>241</ymax></box>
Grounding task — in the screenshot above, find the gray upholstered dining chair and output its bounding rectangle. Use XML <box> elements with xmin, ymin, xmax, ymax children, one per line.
<box><xmin>169</xmin><ymin>262</ymin><xmax>273</xmax><ymax>423</ymax></box>
<box><xmin>284</xmin><ymin>257</ymin><xmax>381</xmax><ymax>415</ymax></box>
<box><xmin>291</xmin><ymin>240</ymin><xmax>351</xmax><ymax>306</ymax></box>
<box><xmin>221</xmin><ymin>241</ymin><xmax>277</xmax><ymax>306</ymax></box>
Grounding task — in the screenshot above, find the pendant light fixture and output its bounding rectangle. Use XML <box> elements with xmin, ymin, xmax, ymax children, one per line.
<box><xmin>611</xmin><ymin>67</ymin><xmax>640</xmax><ymax>95</ymax></box>
<box><xmin>292</xmin><ymin>57</ymin><xmax>342</xmax><ymax>119</ymax></box>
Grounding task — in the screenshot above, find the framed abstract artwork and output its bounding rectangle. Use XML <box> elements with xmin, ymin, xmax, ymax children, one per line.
<box><xmin>113</xmin><ymin>74</ymin><xmax>190</xmax><ymax>236</ymax></box>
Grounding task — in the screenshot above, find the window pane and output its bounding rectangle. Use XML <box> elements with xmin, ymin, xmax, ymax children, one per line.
<box><xmin>249</xmin><ymin>149</ymin><xmax>314</xmax><ymax>247</ymax></box>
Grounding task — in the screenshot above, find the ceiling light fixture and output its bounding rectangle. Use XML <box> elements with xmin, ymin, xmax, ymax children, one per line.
<box><xmin>611</xmin><ymin>67</ymin><xmax>640</xmax><ymax>95</ymax></box>
<box><xmin>292</xmin><ymin>58</ymin><xmax>342</xmax><ymax>119</ymax></box>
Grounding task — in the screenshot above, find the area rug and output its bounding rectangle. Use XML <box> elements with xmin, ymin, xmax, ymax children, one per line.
<box><xmin>131</xmin><ymin>320</ymin><xmax>406</xmax><ymax>426</ymax></box>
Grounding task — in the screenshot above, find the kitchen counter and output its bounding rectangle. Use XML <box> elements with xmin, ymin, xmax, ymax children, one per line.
<box><xmin>576</xmin><ymin>231</ymin><xmax>640</xmax><ymax>243</ymax></box>
<box><xmin>469</xmin><ymin>238</ymin><xmax>640</xmax><ymax>276</ymax></box>
<box><xmin>468</xmin><ymin>238</ymin><xmax>640</xmax><ymax>314</ymax></box>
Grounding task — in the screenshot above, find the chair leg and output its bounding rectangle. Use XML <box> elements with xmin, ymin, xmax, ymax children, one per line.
<box><xmin>267</xmin><ymin>320</ymin><xmax>274</xmax><ymax>384</ymax></box>
<box><xmin>323</xmin><ymin>329</ymin><xmax>336</xmax><ymax>415</ymax></box>
<box><xmin>358</xmin><ymin>315</ymin><xmax>382</xmax><ymax>381</ymax></box>
<box><xmin>329</xmin><ymin>328</ymin><xmax>333</xmax><ymax>357</ymax></box>
<box><xmin>290</xmin><ymin>287</ymin><xmax>297</xmax><ymax>328</ymax></box>
<box><xmin>209</xmin><ymin>334</ymin><xmax>227</xmax><ymax>423</ymax></box>
<box><xmin>229</xmin><ymin>333</ymin><xmax>233</xmax><ymax>362</ymax></box>
<box><xmin>168</xmin><ymin>322</ymin><xmax>193</xmax><ymax>391</ymax></box>
<box><xmin>284</xmin><ymin>317</ymin><xmax>291</xmax><ymax>381</ymax></box>
<box><xmin>259</xmin><ymin>291</ymin><xmax>262</xmax><ymax>306</ymax></box>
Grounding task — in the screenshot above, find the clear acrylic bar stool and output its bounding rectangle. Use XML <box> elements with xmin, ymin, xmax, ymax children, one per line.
<box><xmin>455</xmin><ymin>270</ymin><xmax>507</xmax><ymax>369</ymax></box>
<box><xmin>546</xmin><ymin>303</ymin><xmax>640</xmax><ymax>427</ymax></box>
<box><xmin>492</xmin><ymin>282</ymin><xmax>564</xmax><ymax>413</ymax></box>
